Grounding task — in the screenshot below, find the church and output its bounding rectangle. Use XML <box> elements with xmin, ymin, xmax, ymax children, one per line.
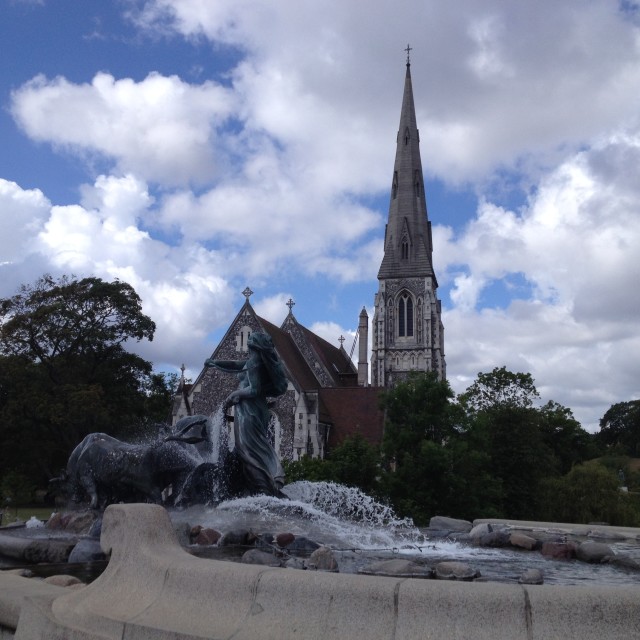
<box><xmin>172</xmin><ymin>56</ymin><xmax>446</xmax><ymax>461</ymax></box>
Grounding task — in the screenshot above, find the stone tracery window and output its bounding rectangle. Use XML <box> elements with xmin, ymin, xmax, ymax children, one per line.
<box><xmin>398</xmin><ymin>293</ymin><xmax>414</xmax><ymax>338</ymax></box>
<box><xmin>236</xmin><ymin>325</ymin><xmax>252</xmax><ymax>352</ymax></box>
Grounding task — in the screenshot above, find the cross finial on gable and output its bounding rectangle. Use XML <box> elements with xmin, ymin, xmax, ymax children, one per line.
<box><xmin>405</xmin><ymin>43</ymin><xmax>412</xmax><ymax>65</ymax></box>
<box><xmin>286</xmin><ymin>298</ymin><xmax>295</xmax><ymax>313</ymax></box>
<box><xmin>338</xmin><ymin>335</ymin><xmax>345</xmax><ymax>346</ymax></box>
<box><xmin>242</xmin><ymin>287</ymin><xmax>253</xmax><ymax>300</ymax></box>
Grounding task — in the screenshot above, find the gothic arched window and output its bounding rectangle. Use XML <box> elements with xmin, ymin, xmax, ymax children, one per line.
<box><xmin>398</xmin><ymin>293</ymin><xmax>414</xmax><ymax>337</ymax></box>
<box><xmin>236</xmin><ymin>325</ymin><xmax>252</xmax><ymax>352</ymax></box>
<box><xmin>392</xmin><ymin>171</ymin><xmax>398</xmax><ymax>199</ymax></box>
<box><xmin>401</xmin><ymin>238</ymin><xmax>409</xmax><ymax>260</ymax></box>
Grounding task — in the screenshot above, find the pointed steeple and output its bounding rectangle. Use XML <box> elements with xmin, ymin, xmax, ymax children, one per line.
<box><xmin>371</xmin><ymin>54</ymin><xmax>446</xmax><ymax>387</ymax></box>
<box><xmin>378</xmin><ymin>57</ymin><xmax>435</xmax><ymax>283</ymax></box>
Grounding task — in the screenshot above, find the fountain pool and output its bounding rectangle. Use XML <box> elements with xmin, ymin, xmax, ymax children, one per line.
<box><xmin>169</xmin><ymin>480</ymin><xmax>640</xmax><ymax>587</ymax></box>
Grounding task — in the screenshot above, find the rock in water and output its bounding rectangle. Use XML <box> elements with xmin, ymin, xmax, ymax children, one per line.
<box><xmin>576</xmin><ymin>541</ymin><xmax>614</xmax><ymax>564</ymax></box>
<box><xmin>510</xmin><ymin>532</ymin><xmax>538</xmax><ymax>550</ymax></box>
<box><xmin>359</xmin><ymin>559</ymin><xmax>432</xmax><ymax>578</ymax></box>
<box><xmin>307</xmin><ymin>546</ymin><xmax>338</xmax><ymax>572</ymax></box>
<box><xmin>68</xmin><ymin>539</ymin><xmax>107</xmax><ymax>563</ymax></box>
<box><xmin>241</xmin><ymin>549</ymin><xmax>282</xmax><ymax>567</ymax></box>
<box><xmin>519</xmin><ymin>569</ymin><xmax>544</xmax><ymax>585</ymax></box>
<box><xmin>428</xmin><ymin>516</ymin><xmax>472</xmax><ymax>533</ymax></box>
<box><xmin>434</xmin><ymin>561</ymin><xmax>479</xmax><ymax>581</ymax></box>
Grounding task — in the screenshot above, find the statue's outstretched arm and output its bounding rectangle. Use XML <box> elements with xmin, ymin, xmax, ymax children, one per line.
<box><xmin>204</xmin><ymin>359</ymin><xmax>245</xmax><ymax>372</ymax></box>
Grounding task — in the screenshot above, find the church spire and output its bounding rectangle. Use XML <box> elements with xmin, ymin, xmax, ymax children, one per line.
<box><xmin>377</xmin><ymin>52</ymin><xmax>435</xmax><ymax>283</ymax></box>
<box><xmin>371</xmin><ymin>54</ymin><xmax>446</xmax><ymax>387</ymax></box>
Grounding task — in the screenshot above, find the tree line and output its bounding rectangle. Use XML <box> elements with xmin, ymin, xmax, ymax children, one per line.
<box><xmin>287</xmin><ymin>370</ymin><xmax>640</xmax><ymax>526</ymax></box>
<box><xmin>1</xmin><ymin>274</ymin><xmax>639</xmax><ymax>525</ymax></box>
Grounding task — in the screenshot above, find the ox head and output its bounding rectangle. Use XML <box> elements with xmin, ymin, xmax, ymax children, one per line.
<box><xmin>48</xmin><ymin>470</ymin><xmax>74</xmax><ymax>504</ymax></box>
<box><xmin>163</xmin><ymin>416</ymin><xmax>208</xmax><ymax>445</ymax></box>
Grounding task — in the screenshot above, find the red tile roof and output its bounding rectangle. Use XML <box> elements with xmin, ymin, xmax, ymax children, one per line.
<box><xmin>320</xmin><ymin>387</ymin><xmax>385</xmax><ymax>449</ymax></box>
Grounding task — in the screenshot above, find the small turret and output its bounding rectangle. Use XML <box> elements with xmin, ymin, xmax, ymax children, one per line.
<box><xmin>358</xmin><ymin>307</ymin><xmax>369</xmax><ymax>386</ymax></box>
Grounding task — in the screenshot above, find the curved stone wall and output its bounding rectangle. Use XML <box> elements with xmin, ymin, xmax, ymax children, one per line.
<box><xmin>2</xmin><ymin>504</ymin><xmax>640</xmax><ymax>639</ymax></box>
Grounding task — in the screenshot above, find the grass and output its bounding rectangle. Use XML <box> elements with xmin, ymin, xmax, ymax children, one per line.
<box><xmin>0</xmin><ymin>506</ymin><xmax>56</xmax><ymax>526</ymax></box>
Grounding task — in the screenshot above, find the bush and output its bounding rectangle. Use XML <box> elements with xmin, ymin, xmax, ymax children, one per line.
<box><xmin>1</xmin><ymin>470</ymin><xmax>36</xmax><ymax>506</ymax></box>
<box><xmin>539</xmin><ymin>463</ymin><xmax>640</xmax><ymax>526</ymax></box>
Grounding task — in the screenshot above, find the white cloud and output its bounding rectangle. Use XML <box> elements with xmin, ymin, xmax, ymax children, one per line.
<box><xmin>440</xmin><ymin>129</ymin><xmax>640</xmax><ymax>429</ymax></box>
<box><xmin>253</xmin><ymin>293</ymin><xmax>293</xmax><ymax>327</ymax></box>
<box><xmin>0</xmin><ymin>179</ymin><xmax>50</xmax><ymax>265</ymax></box>
<box><xmin>11</xmin><ymin>72</ymin><xmax>236</xmax><ymax>186</ymax></box>
<box><xmin>129</xmin><ymin>0</ymin><xmax>640</xmax><ymax>184</ymax></box>
<box><xmin>1</xmin><ymin>175</ymin><xmax>236</xmax><ymax>368</ymax></box>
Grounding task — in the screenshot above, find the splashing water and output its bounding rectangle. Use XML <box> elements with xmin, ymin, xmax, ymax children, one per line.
<box><xmin>180</xmin><ymin>480</ymin><xmax>424</xmax><ymax>551</ymax></box>
<box><xmin>204</xmin><ymin>408</ymin><xmax>228</xmax><ymax>463</ymax></box>
<box><xmin>283</xmin><ymin>481</ymin><xmax>415</xmax><ymax>530</ymax></box>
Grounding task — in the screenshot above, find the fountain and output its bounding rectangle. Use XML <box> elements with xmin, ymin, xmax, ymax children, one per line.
<box><xmin>2</xmin><ymin>335</ymin><xmax>640</xmax><ymax>637</ymax></box>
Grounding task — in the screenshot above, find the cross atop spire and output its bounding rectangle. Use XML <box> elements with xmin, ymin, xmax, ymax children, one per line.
<box><xmin>286</xmin><ymin>298</ymin><xmax>295</xmax><ymax>313</ymax></box>
<box><xmin>405</xmin><ymin>43</ymin><xmax>412</xmax><ymax>66</ymax></box>
<box><xmin>242</xmin><ymin>287</ymin><xmax>253</xmax><ymax>300</ymax></box>
<box><xmin>338</xmin><ymin>335</ymin><xmax>345</xmax><ymax>347</ymax></box>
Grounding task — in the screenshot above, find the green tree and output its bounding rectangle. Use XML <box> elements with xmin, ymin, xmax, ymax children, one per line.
<box><xmin>444</xmin><ymin>433</ymin><xmax>504</xmax><ymax>520</ymax></box>
<box><xmin>0</xmin><ymin>274</ymin><xmax>155</xmax><ymax>365</ymax></box>
<box><xmin>380</xmin><ymin>371</ymin><xmax>462</xmax><ymax>460</ymax></box>
<box><xmin>597</xmin><ymin>400</ymin><xmax>640</xmax><ymax>456</ymax></box>
<box><xmin>377</xmin><ymin>372</ymin><xmax>478</xmax><ymax>524</ymax></box>
<box><xmin>328</xmin><ymin>434</ymin><xmax>379</xmax><ymax>494</ymax></box>
<box><xmin>458</xmin><ymin>366</ymin><xmax>539</xmax><ymax>412</ymax></box>
<box><xmin>460</xmin><ymin>368</ymin><xmax>555</xmax><ymax>520</ymax></box>
<box><xmin>283</xmin><ymin>435</ymin><xmax>380</xmax><ymax>495</ymax></box>
<box><xmin>538</xmin><ymin>401</ymin><xmax>599</xmax><ymax>475</ymax></box>
<box><xmin>282</xmin><ymin>456</ymin><xmax>336</xmax><ymax>484</ymax></box>
<box><xmin>539</xmin><ymin>463</ymin><xmax>640</xmax><ymax>526</ymax></box>
<box><xmin>0</xmin><ymin>274</ymin><xmax>164</xmax><ymax>485</ymax></box>
<box><xmin>380</xmin><ymin>438</ymin><xmax>451</xmax><ymax>525</ymax></box>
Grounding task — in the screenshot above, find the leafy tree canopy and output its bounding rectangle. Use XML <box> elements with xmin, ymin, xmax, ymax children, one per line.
<box><xmin>328</xmin><ymin>434</ymin><xmax>379</xmax><ymax>494</ymax></box>
<box><xmin>459</xmin><ymin>366</ymin><xmax>539</xmax><ymax>413</ymax></box>
<box><xmin>538</xmin><ymin>400</ymin><xmax>599</xmax><ymax>474</ymax></box>
<box><xmin>379</xmin><ymin>371</ymin><xmax>462</xmax><ymax>462</ymax></box>
<box><xmin>597</xmin><ymin>400</ymin><xmax>640</xmax><ymax>456</ymax></box>
<box><xmin>0</xmin><ymin>274</ymin><xmax>155</xmax><ymax>373</ymax></box>
<box><xmin>0</xmin><ymin>274</ymin><xmax>168</xmax><ymax>486</ymax></box>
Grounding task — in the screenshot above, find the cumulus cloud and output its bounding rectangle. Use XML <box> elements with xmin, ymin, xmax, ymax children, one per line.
<box><xmin>129</xmin><ymin>0</ymin><xmax>640</xmax><ymax>183</ymax></box>
<box><xmin>1</xmin><ymin>175</ymin><xmax>237</xmax><ymax>369</ymax></box>
<box><xmin>439</xmin><ymin>128</ymin><xmax>640</xmax><ymax>429</ymax></box>
<box><xmin>11</xmin><ymin>72</ymin><xmax>236</xmax><ymax>186</ymax></box>
<box><xmin>0</xmin><ymin>179</ymin><xmax>50</xmax><ymax>266</ymax></box>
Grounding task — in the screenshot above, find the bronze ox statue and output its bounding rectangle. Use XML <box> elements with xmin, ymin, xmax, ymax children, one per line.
<box><xmin>51</xmin><ymin>417</ymin><xmax>210</xmax><ymax>509</ymax></box>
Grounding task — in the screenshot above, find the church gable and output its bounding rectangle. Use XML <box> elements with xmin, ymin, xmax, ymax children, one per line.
<box><xmin>187</xmin><ymin>300</ymin><xmax>264</xmax><ymax>418</ymax></box>
<box><xmin>280</xmin><ymin>311</ymin><xmax>355</xmax><ymax>388</ymax></box>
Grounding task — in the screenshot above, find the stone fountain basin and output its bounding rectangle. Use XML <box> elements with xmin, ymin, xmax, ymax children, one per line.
<box><xmin>2</xmin><ymin>503</ymin><xmax>640</xmax><ymax>640</ymax></box>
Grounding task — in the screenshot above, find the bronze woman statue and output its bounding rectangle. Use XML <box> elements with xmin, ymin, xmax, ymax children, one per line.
<box><xmin>204</xmin><ymin>332</ymin><xmax>288</xmax><ymax>498</ymax></box>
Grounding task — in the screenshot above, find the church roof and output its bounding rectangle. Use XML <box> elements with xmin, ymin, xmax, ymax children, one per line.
<box><xmin>378</xmin><ymin>61</ymin><xmax>437</xmax><ymax>284</ymax></box>
<box><xmin>277</xmin><ymin>311</ymin><xmax>357</xmax><ymax>389</ymax></box>
<box><xmin>320</xmin><ymin>387</ymin><xmax>385</xmax><ymax>448</ymax></box>
<box><xmin>297</xmin><ymin>324</ymin><xmax>358</xmax><ymax>386</ymax></box>
<box><xmin>255</xmin><ymin>316</ymin><xmax>321</xmax><ymax>391</ymax></box>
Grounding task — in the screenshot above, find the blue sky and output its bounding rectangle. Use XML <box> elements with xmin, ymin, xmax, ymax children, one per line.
<box><xmin>2</xmin><ymin>0</ymin><xmax>640</xmax><ymax>431</ymax></box>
